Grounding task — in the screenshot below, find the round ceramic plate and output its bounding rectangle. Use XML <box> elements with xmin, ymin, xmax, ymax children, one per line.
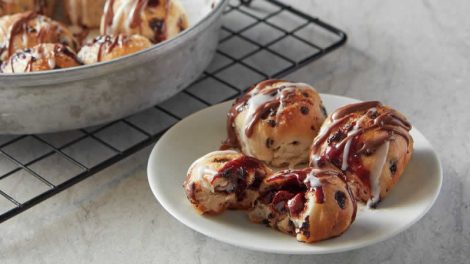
<box><xmin>147</xmin><ymin>94</ymin><xmax>442</xmax><ymax>254</ymax></box>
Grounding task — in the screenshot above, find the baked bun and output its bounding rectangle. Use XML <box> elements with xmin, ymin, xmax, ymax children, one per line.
<box><xmin>248</xmin><ymin>166</ymin><xmax>356</xmax><ymax>243</ymax></box>
<box><xmin>183</xmin><ymin>150</ymin><xmax>272</xmax><ymax>215</ymax></box>
<box><xmin>1</xmin><ymin>43</ymin><xmax>81</xmax><ymax>73</ymax></box>
<box><xmin>0</xmin><ymin>12</ymin><xmax>79</xmax><ymax>62</ymax></box>
<box><xmin>64</xmin><ymin>0</ymin><xmax>107</xmax><ymax>28</ymax></box>
<box><xmin>222</xmin><ymin>79</ymin><xmax>327</xmax><ymax>168</ymax></box>
<box><xmin>0</xmin><ymin>0</ymin><xmax>56</xmax><ymax>17</ymax></box>
<box><xmin>100</xmin><ymin>0</ymin><xmax>189</xmax><ymax>43</ymax></box>
<box><xmin>310</xmin><ymin>101</ymin><xmax>413</xmax><ymax>207</ymax></box>
<box><xmin>78</xmin><ymin>34</ymin><xmax>151</xmax><ymax>64</ymax></box>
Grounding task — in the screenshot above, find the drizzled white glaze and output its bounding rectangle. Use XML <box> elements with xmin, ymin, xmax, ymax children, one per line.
<box><xmin>304</xmin><ymin>170</ymin><xmax>321</xmax><ymax>189</ymax></box>
<box><xmin>47</xmin><ymin>57</ymin><xmax>56</xmax><ymax>69</ymax></box>
<box><xmin>367</xmin><ymin>141</ymin><xmax>390</xmax><ymax>207</ymax></box>
<box><xmin>188</xmin><ymin>150</ymin><xmax>239</xmax><ymax>192</ymax></box>
<box><xmin>107</xmin><ymin>0</ymin><xmax>147</xmax><ymax>34</ymax></box>
<box><xmin>239</xmin><ymin>92</ymin><xmax>273</xmax><ymax>157</ymax></box>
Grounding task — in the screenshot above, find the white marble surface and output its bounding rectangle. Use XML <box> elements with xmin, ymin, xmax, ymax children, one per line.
<box><xmin>1</xmin><ymin>0</ymin><xmax>469</xmax><ymax>263</ymax></box>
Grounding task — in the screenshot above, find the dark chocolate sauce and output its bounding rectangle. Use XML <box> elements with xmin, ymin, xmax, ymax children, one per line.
<box><xmin>210</xmin><ymin>156</ymin><xmax>263</xmax><ymax>201</ymax></box>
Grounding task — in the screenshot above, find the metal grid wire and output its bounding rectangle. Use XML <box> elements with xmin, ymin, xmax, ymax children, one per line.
<box><xmin>0</xmin><ymin>0</ymin><xmax>347</xmax><ymax>222</ymax></box>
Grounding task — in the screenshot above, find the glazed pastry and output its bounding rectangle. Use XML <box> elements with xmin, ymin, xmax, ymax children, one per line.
<box><xmin>0</xmin><ymin>0</ymin><xmax>56</xmax><ymax>17</ymax></box>
<box><xmin>1</xmin><ymin>43</ymin><xmax>81</xmax><ymax>73</ymax></box>
<box><xmin>183</xmin><ymin>150</ymin><xmax>272</xmax><ymax>215</ymax></box>
<box><xmin>248</xmin><ymin>166</ymin><xmax>356</xmax><ymax>243</ymax></box>
<box><xmin>310</xmin><ymin>101</ymin><xmax>413</xmax><ymax>207</ymax></box>
<box><xmin>100</xmin><ymin>0</ymin><xmax>189</xmax><ymax>43</ymax></box>
<box><xmin>64</xmin><ymin>0</ymin><xmax>107</xmax><ymax>28</ymax></box>
<box><xmin>0</xmin><ymin>12</ymin><xmax>79</xmax><ymax>62</ymax></box>
<box><xmin>78</xmin><ymin>34</ymin><xmax>151</xmax><ymax>64</ymax></box>
<box><xmin>222</xmin><ymin>79</ymin><xmax>327</xmax><ymax>167</ymax></box>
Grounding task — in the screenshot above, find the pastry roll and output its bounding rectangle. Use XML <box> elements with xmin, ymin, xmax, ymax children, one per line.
<box><xmin>183</xmin><ymin>150</ymin><xmax>272</xmax><ymax>215</ymax></box>
<box><xmin>310</xmin><ymin>101</ymin><xmax>413</xmax><ymax>207</ymax></box>
<box><xmin>100</xmin><ymin>0</ymin><xmax>189</xmax><ymax>43</ymax></box>
<box><xmin>1</xmin><ymin>43</ymin><xmax>81</xmax><ymax>73</ymax></box>
<box><xmin>222</xmin><ymin>79</ymin><xmax>327</xmax><ymax>167</ymax></box>
<box><xmin>78</xmin><ymin>33</ymin><xmax>151</xmax><ymax>64</ymax></box>
<box><xmin>0</xmin><ymin>12</ymin><xmax>78</xmax><ymax>62</ymax></box>
<box><xmin>248</xmin><ymin>166</ymin><xmax>356</xmax><ymax>243</ymax></box>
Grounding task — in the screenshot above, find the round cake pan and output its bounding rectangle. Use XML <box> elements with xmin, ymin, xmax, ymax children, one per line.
<box><xmin>0</xmin><ymin>0</ymin><xmax>227</xmax><ymax>134</ymax></box>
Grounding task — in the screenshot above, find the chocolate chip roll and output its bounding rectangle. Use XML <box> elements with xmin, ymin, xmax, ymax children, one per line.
<box><xmin>248</xmin><ymin>166</ymin><xmax>356</xmax><ymax>243</ymax></box>
<box><xmin>310</xmin><ymin>101</ymin><xmax>413</xmax><ymax>207</ymax></box>
<box><xmin>0</xmin><ymin>12</ymin><xmax>79</xmax><ymax>62</ymax></box>
<box><xmin>183</xmin><ymin>150</ymin><xmax>272</xmax><ymax>215</ymax></box>
<box><xmin>100</xmin><ymin>0</ymin><xmax>189</xmax><ymax>44</ymax></box>
<box><xmin>78</xmin><ymin>34</ymin><xmax>151</xmax><ymax>64</ymax></box>
<box><xmin>222</xmin><ymin>79</ymin><xmax>327</xmax><ymax>168</ymax></box>
<box><xmin>64</xmin><ymin>0</ymin><xmax>107</xmax><ymax>28</ymax></box>
<box><xmin>1</xmin><ymin>43</ymin><xmax>81</xmax><ymax>73</ymax></box>
<box><xmin>0</xmin><ymin>0</ymin><xmax>56</xmax><ymax>17</ymax></box>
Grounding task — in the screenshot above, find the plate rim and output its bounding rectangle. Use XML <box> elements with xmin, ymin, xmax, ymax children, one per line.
<box><xmin>147</xmin><ymin>93</ymin><xmax>443</xmax><ymax>254</ymax></box>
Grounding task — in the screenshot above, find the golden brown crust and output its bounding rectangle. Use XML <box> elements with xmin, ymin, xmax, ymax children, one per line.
<box><xmin>77</xmin><ymin>34</ymin><xmax>151</xmax><ymax>64</ymax></box>
<box><xmin>64</xmin><ymin>0</ymin><xmax>107</xmax><ymax>28</ymax></box>
<box><xmin>0</xmin><ymin>0</ymin><xmax>56</xmax><ymax>17</ymax></box>
<box><xmin>0</xmin><ymin>12</ymin><xmax>79</xmax><ymax>62</ymax></box>
<box><xmin>100</xmin><ymin>0</ymin><xmax>189</xmax><ymax>44</ymax></box>
<box><xmin>1</xmin><ymin>43</ymin><xmax>80</xmax><ymax>73</ymax></box>
<box><xmin>248</xmin><ymin>166</ymin><xmax>356</xmax><ymax>243</ymax></box>
<box><xmin>224</xmin><ymin>80</ymin><xmax>327</xmax><ymax>167</ymax></box>
<box><xmin>310</xmin><ymin>101</ymin><xmax>413</xmax><ymax>207</ymax></box>
<box><xmin>183</xmin><ymin>150</ymin><xmax>272</xmax><ymax>215</ymax></box>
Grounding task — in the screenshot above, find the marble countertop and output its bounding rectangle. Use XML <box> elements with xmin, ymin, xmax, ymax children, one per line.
<box><xmin>1</xmin><ymin>0</ymin><xmax>469</xmax><ymax>263</ymax></box>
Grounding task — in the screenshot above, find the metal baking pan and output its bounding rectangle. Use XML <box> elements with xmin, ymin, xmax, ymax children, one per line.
<box><xmin>0</xmin><ymin>0</ymin><xmax>227</xmax><ymax>134</ymax></box>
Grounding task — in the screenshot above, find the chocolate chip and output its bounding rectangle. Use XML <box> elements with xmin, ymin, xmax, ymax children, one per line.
<box><xmin>267</xmin><ymin>119</ymin><xmax>276</xmax><ymax>127</ymax></box>
<box><xmin>291</xmin><ymin>141</ymin><xmax>299</xmax><ymax>145</ymax></box>
<box><xmin>328</xmin><ymin>130</ymin><xmax>346</xmax><ymax>143</ymax></box>
<box><xmin>335</xmin><ymin>191</ymin><xmax>347</xmax><ymax>209</ymax></box>
<box><xmin>300</xmin><ymin>106</ymin><xmax>309</xmax><ymax>115</ymax></box>
<box><xmin>261</xmin><ymin>219</ymin><xmax>270</xmax><ymax>227</ymax></box>
<box><xmin>147</xmin><ymin>0</ymin><xmax>160</xmax><ymax>7</ymax></box>
<box><xmin>321</xmin><ymin>105</ymin><xmax>327</xmax><ymax>117</ymax></box>
<box><xmin>300</xmin><ymin>216</ymin><xmax>310</xmax><ymax>237</ymax></box>
<box><xmin>266</xmin><ymin>138</ymin><xmax>274</xmax><ymax>148</ymax></box>
<box><xmin>213</xmin><ymin>158</ymin><xmax>230</xmax><ymax>163</ymax></box>
<box><xmin>149</xmin><ymin>18</ymin><xmax>164</xmax><ymax>35</ymax></box>
<box><xmin>302</xmin><ymin>92</ymin><xmax>309</xmax><ymax>97</ymax></box>
<box><xmin>390</xmin><ymin>160</ymin><xmax>397</xmax><ymax>175</ymax></box>
<box><xmin>369</xmin><ymin>110</ymin><xmax>379</xmax><ymax>119</ymax></box>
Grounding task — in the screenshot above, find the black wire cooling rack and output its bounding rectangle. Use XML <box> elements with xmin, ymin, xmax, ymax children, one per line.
<box><xmin>0</xmin><ymin>0</ymin><xmax>347</xmax><ymax>222</ymax></box>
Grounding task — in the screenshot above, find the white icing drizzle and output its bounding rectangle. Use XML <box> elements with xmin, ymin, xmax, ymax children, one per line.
<box><xmin>188</xmin><ymin>150</ymin><xmax>239</xmax><ymax>192</ymax></box>
<box><xmin>304</xmin><ymin>170</ymin><xmax>321</xmax><ymax>189</ymax></box>
<box><xmin>107</xmin><ymin>0</ymin><xmax>147</xmax><ymax>34</ymax></box>
<box><xmin>367</xmin><ymin>141</ymin><xmax>390</xmax><ymax>207</ymax></box>
<box><xmin>240</xmin><ymin>92</ymin><xmax>273</xmax><ymax>156</ymax></box>
<box><xmin>47</xmin><ymin>57</ymin><xmax>56</xmax><ymax>69</ymax></box>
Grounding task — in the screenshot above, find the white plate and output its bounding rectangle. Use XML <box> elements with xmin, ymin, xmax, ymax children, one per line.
<box><xmin>147</xmin><ymin>94</ymin><xmax>442</xmax><ymax>254</ymax></box>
